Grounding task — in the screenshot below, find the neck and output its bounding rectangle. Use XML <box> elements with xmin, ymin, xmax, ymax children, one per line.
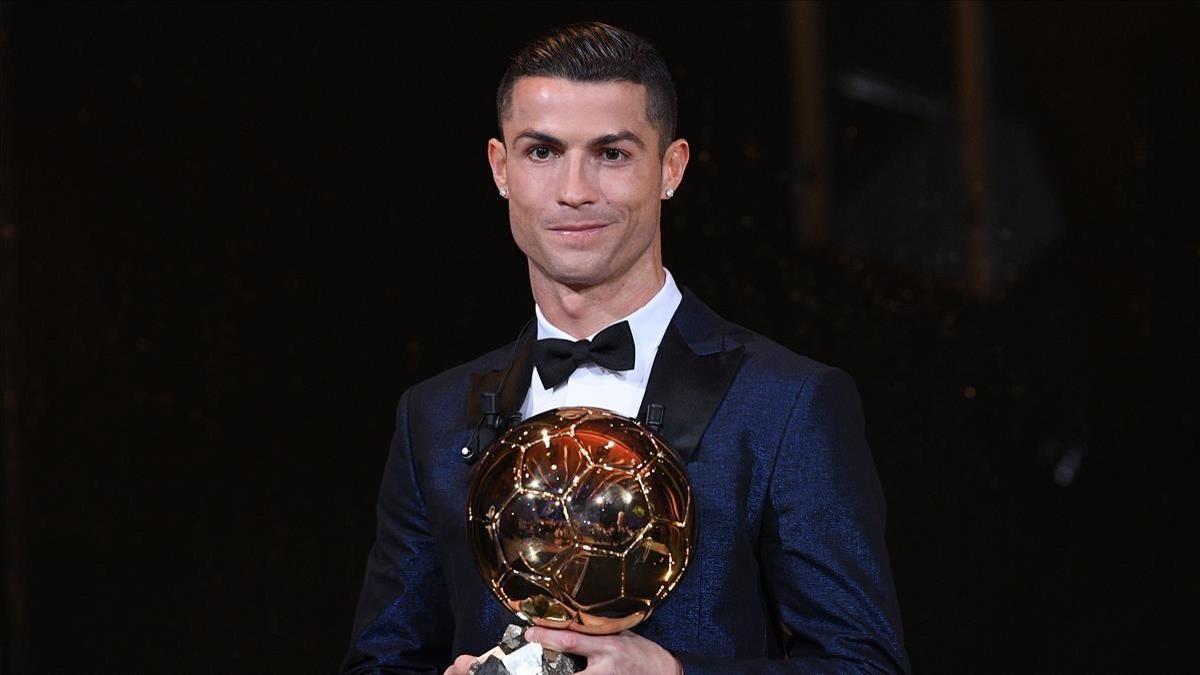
<box><xmin>530</xmin><ymin>258</ymin><xmax>665</xmax><ymax>339</ymax></box>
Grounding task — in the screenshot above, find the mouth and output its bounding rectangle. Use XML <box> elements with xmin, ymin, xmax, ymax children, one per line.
<box><xmin>546</xmin><ymin>222</ymin><xmax>613</xmax><ymax>242</ymax></box>
<box><xmin>548</xmin><ymin>222</ymin><xmax>611</xmax><ymax>233</ymax></box>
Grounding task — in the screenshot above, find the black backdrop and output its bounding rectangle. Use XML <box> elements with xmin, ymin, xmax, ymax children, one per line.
<box><xmin>2</xmin><ymin>2</ymin><xmax>1196</xmax><ymax>673</ymax></box>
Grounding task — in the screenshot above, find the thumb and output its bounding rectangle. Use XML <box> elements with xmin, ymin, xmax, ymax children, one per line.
<box><xmin>524</xmin><ymin>627</ymin><xmax>606</xmax><ymax>656</ymax></box>
<box><xmin>444</xmin><ymin>654</ymin><xmax>478</xmax><ymax>675</ymax></box>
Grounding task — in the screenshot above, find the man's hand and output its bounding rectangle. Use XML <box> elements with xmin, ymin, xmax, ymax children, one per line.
<box><xmin>525</xmin><ymin>627</ymin><xmax>683</xmax><ymax>675</ymax></box>
<box><xmin>443</xmin><ymin>653</ymin><xmax>480</xmax><ymax>675</ymax></box>
<box><xmin>441</xmin><ymin>628</ymin><xmax>683</xmax><ymax>675</ymax></box>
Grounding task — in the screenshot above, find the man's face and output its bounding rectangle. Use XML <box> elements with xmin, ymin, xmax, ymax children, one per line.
<box><xmin>488</xmin><ymin>77</ymin><xmax>686</xmax><ymax>290</ymax></box>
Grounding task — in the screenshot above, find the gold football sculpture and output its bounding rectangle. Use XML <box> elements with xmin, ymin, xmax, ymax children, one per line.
<box><xmin>466</xmin><ymin>407</ymin><xmax>695</xmax><ymax>635</ymax></box>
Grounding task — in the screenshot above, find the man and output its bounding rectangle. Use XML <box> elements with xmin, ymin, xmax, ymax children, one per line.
<box><xmin>344</xmin><ymin>22</ymin><xmax>909</xmax><ymax>675</ymax></box>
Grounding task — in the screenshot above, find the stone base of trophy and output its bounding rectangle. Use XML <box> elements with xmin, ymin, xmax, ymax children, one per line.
<box><xmin>468</xmin><ymin>624</ymin><xmax>584</xmax><ymax>675</ymax></box>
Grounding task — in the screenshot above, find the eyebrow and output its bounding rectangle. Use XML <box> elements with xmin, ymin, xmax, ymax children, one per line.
<box><xmin>513</xmin><ymin>129</ymin><xmax>646</xmax><ymax>150</ymax></box>
<box><xmin>592</xmin><ymin>131</ymin><xmax>646</xmax><ymax>150</ymax></box>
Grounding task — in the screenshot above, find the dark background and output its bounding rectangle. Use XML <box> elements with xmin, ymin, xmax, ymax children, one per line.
<box><xmin>2</xmin><ymin>2</ymin><xmax>1196</xmax><ymax>673</ymax></box>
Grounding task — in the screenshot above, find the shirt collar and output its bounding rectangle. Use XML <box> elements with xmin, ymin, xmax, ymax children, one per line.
<box><xmin>533</xmin><ymin>268</ymin><xmax>683</xmax><ymax>383</ymax></box>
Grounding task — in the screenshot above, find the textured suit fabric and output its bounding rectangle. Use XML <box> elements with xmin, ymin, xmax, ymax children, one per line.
<box><xmin>343</xmin><ymin>291</ymin><xmax>910</xmax><ymax>674</ymax></box>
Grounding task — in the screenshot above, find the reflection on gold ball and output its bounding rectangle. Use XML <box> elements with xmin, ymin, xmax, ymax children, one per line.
<box><xmin>466</xmin><ymin>407</ymin><xmax>695</xmax><ymax>635</ymax></box>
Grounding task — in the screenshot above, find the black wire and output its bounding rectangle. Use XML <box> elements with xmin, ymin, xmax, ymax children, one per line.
<box><xmin>460</xmin><ymin>316</ymin><xmax>535</xmax><ymax>463</ymax></box>
<box><xmin>490</xmin><ymin>316</ymin><xmax>535</xmax><ymax>414</ymax></box>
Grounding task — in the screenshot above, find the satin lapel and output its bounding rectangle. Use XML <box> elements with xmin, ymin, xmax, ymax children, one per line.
<box><xmin>637</xmin><ymin>318</ymin><xmax>745</xmax><ymax>463</ymax></box>
<box><xmin>465</xmin><ymin>322</ymin><xmax>536</xmax><ymax>427</ymax></box>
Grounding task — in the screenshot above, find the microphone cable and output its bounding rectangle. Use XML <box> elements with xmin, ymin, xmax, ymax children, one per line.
<box><xmin>459</xmin><ymin>316</ymin><xmax>534</xmax><ymax>464</ymax></box>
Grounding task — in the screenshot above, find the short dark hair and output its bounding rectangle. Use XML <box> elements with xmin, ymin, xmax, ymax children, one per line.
<box><xmin>496</xmin><ymin>22</ymin><xmax>678</xmax><ymax>153</ymax></box>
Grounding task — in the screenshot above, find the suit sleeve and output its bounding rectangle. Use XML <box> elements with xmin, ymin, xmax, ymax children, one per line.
<box><xmin>676</xmin><ymin>366</ymin><xmax>910</xmax><ymax>674</ymax></box>
<box><xmin>342</xmin><ymin>389</ymin><xmax>455</xmax><ymax>675</ymax></box>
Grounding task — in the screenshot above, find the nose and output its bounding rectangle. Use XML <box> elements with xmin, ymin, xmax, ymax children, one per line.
<box><xmin>557</xmin><ymin>153</ymin><xmax>598</xmax><ymax>208</ymax></box>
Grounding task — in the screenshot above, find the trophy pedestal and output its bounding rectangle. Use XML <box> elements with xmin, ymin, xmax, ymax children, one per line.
<box><xmin>468</xmin><ymin>624</ymin><xmax>583</xmax><ymax>675</ymax></box>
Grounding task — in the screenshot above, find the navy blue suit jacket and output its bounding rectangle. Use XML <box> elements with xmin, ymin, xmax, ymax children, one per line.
<box><xmin>344</xmin><ymin>290</ymin><xmax>909</xmax><ymax>674</ymax></box>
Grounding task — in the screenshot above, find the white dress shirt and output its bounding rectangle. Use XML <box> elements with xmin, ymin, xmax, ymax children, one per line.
<box><xmin>520</xmin><ymin>269</ymin><xmax>683</xmax><ymax>420</ymax></box>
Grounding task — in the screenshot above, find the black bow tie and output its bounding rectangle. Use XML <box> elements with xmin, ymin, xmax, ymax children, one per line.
<box><xmin>533</xmin><ymin>320</ymin><xmax>636</xmax><ymax>389</ymax></box>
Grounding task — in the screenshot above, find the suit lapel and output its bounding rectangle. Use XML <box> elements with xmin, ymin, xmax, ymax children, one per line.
<box><xmin>465</xmin><ymin>321</ymin><xmax>536</xmax><ymax>432</ymax></box>
<box><xmin>637</xmin><ymin>290</ymin><xmax>745</xmax><ymax>462</ymax></box>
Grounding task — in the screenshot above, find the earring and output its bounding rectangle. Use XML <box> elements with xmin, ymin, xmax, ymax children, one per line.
<box><xmin>664</xmin><ymin>187</ymin><xmax>675</xmax><ymax>199</ymax></box>
<box><xmin>499</xmin><ymin>187</ymin><xmax>509</xmax><ymax>198</ymax></box>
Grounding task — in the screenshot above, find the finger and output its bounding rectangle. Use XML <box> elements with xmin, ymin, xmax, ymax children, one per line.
<box><xmin>524</xmin><ymin>627</ymin><xmax>609</xmax><ymax>657</ymax></box>
<box><xmin>443</xmin><ymin>653</ymin><xmax>478</xmax><ymax>675</ymax></box>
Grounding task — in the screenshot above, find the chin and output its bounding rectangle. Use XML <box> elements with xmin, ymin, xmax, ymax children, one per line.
<box><xmin>542</xmin><ymin>261</ymin><xmax>612</xmax><ymax>289</ymax></box>
<box><xmin>551</xmin><ymin>271</ymin><xmax>607</xmax><ymax>289</ymax></box>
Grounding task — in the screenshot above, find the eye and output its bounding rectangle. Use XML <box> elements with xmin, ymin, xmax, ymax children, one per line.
<box><xmin>529</xmin><ymin>145</ymin><xmax>554</xmax><ymax>160</ymax></box>
<box><xmin>602</xmin><ymin>148</ymin><xmax>627</xmax><ymax>161</ymax></box>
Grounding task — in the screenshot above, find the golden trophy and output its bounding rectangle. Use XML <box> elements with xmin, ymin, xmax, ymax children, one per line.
<box><xmin>465</xmin><ymin>407</ymin><xmax>695</xmax><ymax>674</ymax></box>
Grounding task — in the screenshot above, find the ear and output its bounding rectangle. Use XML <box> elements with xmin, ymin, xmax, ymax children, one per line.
<box><xmin>487</xmin><ymin>137</ymin><xmax>509</xmax><ymax>196</ymax></box>
<box><xmin>660</xmin><ymin>138</ymin><xmax>690</xmax><ymax>199</ymax></box>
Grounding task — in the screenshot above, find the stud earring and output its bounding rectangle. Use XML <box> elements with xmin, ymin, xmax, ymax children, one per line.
<box><xmin>664</xmin><ymin>187</ymin><xmax>675</xmax><ymax>199</ymax></box>
<box><xmin>499</xmin><ymin>187</ymin><xmax>509</xmax><ymax>198</ymax></box>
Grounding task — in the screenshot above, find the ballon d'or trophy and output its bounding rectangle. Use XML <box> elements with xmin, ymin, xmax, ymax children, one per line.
<box><xmin>465</xmin><ymin>407</ymin><xmax>696</xmax><ymax>675</ymax></box>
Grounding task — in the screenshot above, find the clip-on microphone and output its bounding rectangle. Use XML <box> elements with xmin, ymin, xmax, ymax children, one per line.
<box><xmin>459</xmin><ymin>319</ymin><xmax>532</xmax><ymax>465</ymax></box>
<box><xmin>458</xmin><ymin>393</ymin><xmax>498</xmax><ymax>464</ymax></box>
<box><xmin>644</xmin><ymin>403</ymin><xmax>665</xmax><ymax>434</ymax></box>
